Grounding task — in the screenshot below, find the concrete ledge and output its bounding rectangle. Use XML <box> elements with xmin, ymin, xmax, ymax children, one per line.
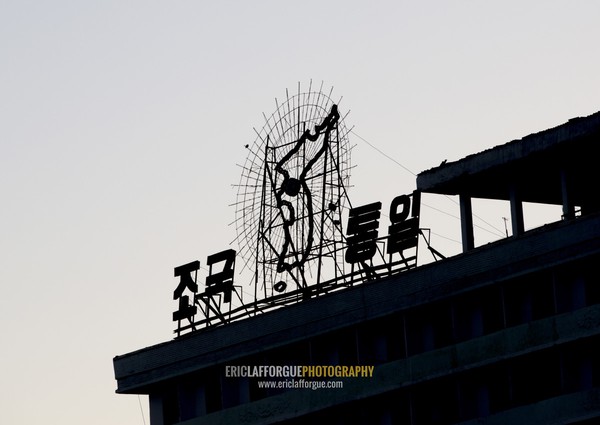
<box><xmin>459</xmin><ymin>388</ymin><xmax>600</xmax><ymax>425</ymax></box>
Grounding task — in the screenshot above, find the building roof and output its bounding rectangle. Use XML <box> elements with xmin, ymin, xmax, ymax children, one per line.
<box><xmin>416</xmin><ymin>110</ymin><xmax>600</xmax><ymax>207</ymax></box>
<box><xmin>113</xmin><ymin>212</ymin><xmax>600</xmax><ymax>394</ymax></box>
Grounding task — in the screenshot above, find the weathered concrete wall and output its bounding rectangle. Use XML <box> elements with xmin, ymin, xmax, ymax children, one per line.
<box><xmin>176</xmin><ymin>304</ymin><xmax>600</xmax><ymax>425</ymax></box>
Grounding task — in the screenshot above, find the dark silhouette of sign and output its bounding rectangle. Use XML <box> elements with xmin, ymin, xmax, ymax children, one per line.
<box><xmin>272</xmin><ymin>105</ymin><xmax>340</xmax><ymax>275</ymax></box>
<box><xmin>172</xmin><ymin>261</ymin><xmax>200</xmax><ymax>334</ymax></box>
<box><xmin>171</xmin><ymin>86</ymin><xmax>424</xmax><ymax>336</ymax></box>
<box><xmin>204</xmin><ymin>249</ymin><xmax>236</xmax><ymax>303</ymax></box>
<box><xmin>345</xmin><ymin>201</ymin><xmax>382</xmax><ymax>264</ymax></box>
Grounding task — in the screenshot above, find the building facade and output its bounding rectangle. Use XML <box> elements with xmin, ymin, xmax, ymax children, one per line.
<box><xmin>114</xmin><ymin>111</ymin><xmax>600</xmax><ymax>425</ymax></box>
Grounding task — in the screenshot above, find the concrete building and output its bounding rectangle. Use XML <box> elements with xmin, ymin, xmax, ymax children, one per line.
<box><xmin>114</xmin><ymin>110</ymin><xmax>600</xmax><ymax>425</ymax></box>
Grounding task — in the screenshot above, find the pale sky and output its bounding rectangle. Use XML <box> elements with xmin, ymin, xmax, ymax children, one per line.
<box><xmin>1</xmin><ymin>1</ymin><xmax>599</xmax><ymax>424</ymax></box>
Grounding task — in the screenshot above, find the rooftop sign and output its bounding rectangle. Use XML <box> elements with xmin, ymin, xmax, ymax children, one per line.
<box><xmin>172</xmin><ymin>84</ymin><xmax>421</xmax><ymax>337</ymax></box>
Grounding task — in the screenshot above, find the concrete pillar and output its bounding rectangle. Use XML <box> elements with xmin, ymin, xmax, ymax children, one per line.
<box><xmin>509</xmin><ymin>184</ymin><xmax>525</xmax><ymax>237</ymax></box>
<box><xmin>459</xmin><ymin>194</ymin><xmax>474</xmax><ymax>252</ymax></box>
<box><xmin>149</xmin><ymin>394</ymin><xmax>166</xmax><ymax>425</ymax></box>
<box><xmin>561</xmin><ymin>169</ymin><xmax>575</xmax><ymax>220</ymax></box>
